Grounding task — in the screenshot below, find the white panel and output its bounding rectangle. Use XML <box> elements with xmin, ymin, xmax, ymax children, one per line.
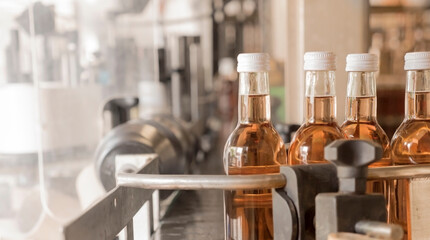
<box><xmin>134</xmin><ymin>202</ymin><xmax>151</xmax><ymax>239</ymax></box>
<box><xmin>0</xmin><ymin>84</ymin><xmax>37</xmax><ymax>153</ymax></box>
<box><xmin>38</xmin><ymin>84</ymin><xmax>103</xmax><ymax>150</ymax></box>
<box><xmin>285</xmin><ymin>0</ymin><xmax>369</xmax><ymax>124</ymax></box>
<box><xmin>152</xmin><ymin>190</ymin><xmax>160</xmax><ymax>231</ymax></box>
<box><xmin>409</xmin><ymin>177</ymin><xmax>430</xmax><ymax>239</ymax></box>
<box><xmin>285</xmin><ymin>0</ymin><xmax>305</xmax><ymax>124</ymax></box>
<box><xmin>270</xmin><ymin>0</ymin><xmax>286</xmax><ymax>61</ymax></box>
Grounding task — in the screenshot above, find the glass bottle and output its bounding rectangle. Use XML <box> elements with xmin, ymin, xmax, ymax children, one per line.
<box><xmin>340</xmin><ymin>54</ymin><xmax>392</xmax><ymax>218</ymax></box>
<box><xmin>288</xmin><ymin>52</ymin><xmax>345</xmax><ymax>165</ymax></box>
<box><xmin>391</xmin><ymin>52</ymin><xmax>430</xmax><ymax>239</ymax></box>
<box><xmin>223</xmin><ymin>53</ymin><xmax>287</xmax><ymax>240</ymax></box>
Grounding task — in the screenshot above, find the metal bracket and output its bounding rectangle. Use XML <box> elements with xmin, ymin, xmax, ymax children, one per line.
<box><xmin>63</xmin><ymin>154</ymin><xmax>430</xmax><ymax>240</ymax></box>
<box><xmin>273</xmin><ymin>188</ymin><xmax>298</xmax><ymax>240</ymax></box>
<box><xmin>273</xmin><ymin>164</ymin><xmax>338</xmax><ymax>240</ymax></box>
<box><xmin>62</xmin><ymin>155</ymin><xmax>159</xmax><ymax>240</ymax></box>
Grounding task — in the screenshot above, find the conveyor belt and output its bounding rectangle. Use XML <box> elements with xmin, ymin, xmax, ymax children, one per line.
<box><xmin>154</xmin><ymin>147</ymin><xmax>225</xmax><ymax>240</ymax></box>
<box><xmin>153</xmin><ymin>189</ymin><xmax>224</xmax><ymax>240</ymax></box>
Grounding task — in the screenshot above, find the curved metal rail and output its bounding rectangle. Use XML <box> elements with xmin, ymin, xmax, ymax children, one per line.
<box><xmin>117</xmin><ymin>173</ymin><xmax>286</xmax><ymax>190</ymax></box>
<box><xmin>367</xmin><ymin>164</ymin><xmax>430</xmax><ymax>180</ymax></box>
<box><xmin>117</xmin><ymin>164</ymin><xmax>430</xmax><ymax>190</ymax></box>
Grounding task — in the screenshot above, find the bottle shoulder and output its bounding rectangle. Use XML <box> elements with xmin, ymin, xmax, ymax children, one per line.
<box><xmin>226</xmin><ymin>122</ymin><xmax>285</xmax><ymax>143</ymax></box>
<box><xmin>288</xmin><ymin>122</ymin><xmax>345</xmax><ymax>165</ymax></box>
<box><xmin>392</xmin><ymin>119</ymin><xmax>430</xmax><ymax>143</ymax></box>
<box><xmin>223</xmin><ymin>122</ymin><xmax>287</xmax><ymax>170</ymax></box>
<box><xmin>341</xmin><ymin>120</ymin><xmax>391</xmax><ymax>145</ymax></box>
<box><xmin>391</xmin><ymin>119</ymin><xmax>430</xmax><ymax>165</ymax></box>
<box><xmin>292</xmin><ymin>122</ymin><xmax>345</xmax><ymax>141</ymax></box>
<box><xmin>340</xmin><ymin>120</ymin><xmax>392</xmax><ymax>165</ymax></box>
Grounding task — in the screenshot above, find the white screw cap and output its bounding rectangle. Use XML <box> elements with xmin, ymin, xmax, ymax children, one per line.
<box><xmin>404</xmin><ymin>52</ymin><xmax>430</xmax><ymax>70</ymax></box>
<box><xmin>304</xmin><ymin>51</ymin><xmax>336</xmax><ymax>71</ymax></box>
<box><xmin>237</xmin><ymin>53</ymin><xmax>270</xmax><ymax>72</ymax></box>
<box><xmin>346</xmin><ymin>54</ymin><xmax>379</xmax><ymax>72</ymax></box>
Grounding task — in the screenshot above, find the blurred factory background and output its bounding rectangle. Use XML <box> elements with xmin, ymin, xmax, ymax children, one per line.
<box><xmin>0</xmin><ymin>0</ymin><xmax>429</xmax><ymax>239</ymax></box>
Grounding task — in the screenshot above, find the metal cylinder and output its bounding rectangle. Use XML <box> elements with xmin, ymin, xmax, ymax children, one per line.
<box><xmin>328</xmin><ymin>233</ymin><xmax>376</xmax><ymax>240</ymax></box>
<box><xmin>115</xmin><ymin>164</ymin><xmax>430</xmax><ymax>191</ymax></box>
<box><xmin>117</xmin><ymin>165</ymin><xmax>430</xmax><ymax>190</ymax></box>
<box><xmin>95</xmin><ymin>115</ymin><xmax>194</xmax><ymax>191</ymax></box>
<box><xmin>367</xmin><ymin>164</ymin><xmax>430</xmax><ymax>180</ymax></box>
<box><xmin>355</xmin><ymin>220</ymin><xmax>404</xmax><ymax>240</ymax></box>
<box><xmin>117</xmin><ymin>173</ymin><xmax>286</xmax><ymax>190</ymax></box>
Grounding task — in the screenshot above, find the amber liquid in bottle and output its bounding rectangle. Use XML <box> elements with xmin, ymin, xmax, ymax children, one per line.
<box><xmin>391</xmin><ymin>91</ymin><xmax>430</xmax><ymax>239</ymax></box>
<box><xmin>341</xmin><ymin>96</ymin><xmax>393</xmax><ymax>217</ymax></box>
<box><xmin>289</xmin><ymin>69</ymin><xmax>345</xmax><ymax>165</ymax></box>
<box><xmin>224</xmin><ymin>75</ymin><xmax>286</xmax><ymax>239</ymax></box>
<box><xmin>289</xmin><ymin>96</ymin><xmax>345</xmax><ymax>165</ymax></box>
<box><xmin>342</xmin><ymin>96</ymin><xmax>391</xmax><ymax>165</ymax></box>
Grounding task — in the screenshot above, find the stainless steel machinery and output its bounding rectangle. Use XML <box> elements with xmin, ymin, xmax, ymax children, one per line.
<box><xmin>95</xmin><ymin>116</ymin><xmax>197</xmax><ymax>192</ymax></box>
<box><xmin>61</xmin><ymin>139</ymin><xmax>430</xmax><ymax>240</ymax></box>
<box><xmin>2</xmin><ymin>1</ymin><xmax>430</xmax><ymax>239</ymax></box>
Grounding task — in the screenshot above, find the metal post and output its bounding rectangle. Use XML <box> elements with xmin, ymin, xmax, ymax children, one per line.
<box><xmin>126</xmin><ymin>219</ymin><xmax>134</xmax><ymax>240</ymax></box>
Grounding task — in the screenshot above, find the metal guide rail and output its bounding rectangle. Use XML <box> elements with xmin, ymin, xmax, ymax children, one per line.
<box><xmin>63</xmin><ymin>155</ymin><xmax>160</xmax><ymax>240</ymax></box>
<box><xmin>116</xmin><ymin>164</ymin><xmax>430</xmax><ymax>190</ymax></box>
<box><xmin>62</xmin><ymin>155</ymin><xmax>430</xmax><ymax>240</ymax></box>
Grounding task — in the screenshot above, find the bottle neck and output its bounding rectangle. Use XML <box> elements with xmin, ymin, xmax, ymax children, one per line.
<box><xmin>305</xmin><ymin>70</ymin><xmax>336</xmax><ymax>123</ymax></box>
<box><xmin>238</xmin><ymin>72</ymin><xmax>271</xmax><ymax>123</ymax></box>
<box><xmin>346</xmin><ymin>72</ymin><xmax>377</xmax><ymax>122</ymax></box>
<box><xmin>406</xmin><ymin>70</ymin><xmax>430</xmax><ymax>119</ymax></box>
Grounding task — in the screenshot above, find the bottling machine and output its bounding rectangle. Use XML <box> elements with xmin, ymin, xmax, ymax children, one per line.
<box><xmin>1</xmin><ymin>0</ymin><xmax>430</xmax><ymax>240</ymax></box>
